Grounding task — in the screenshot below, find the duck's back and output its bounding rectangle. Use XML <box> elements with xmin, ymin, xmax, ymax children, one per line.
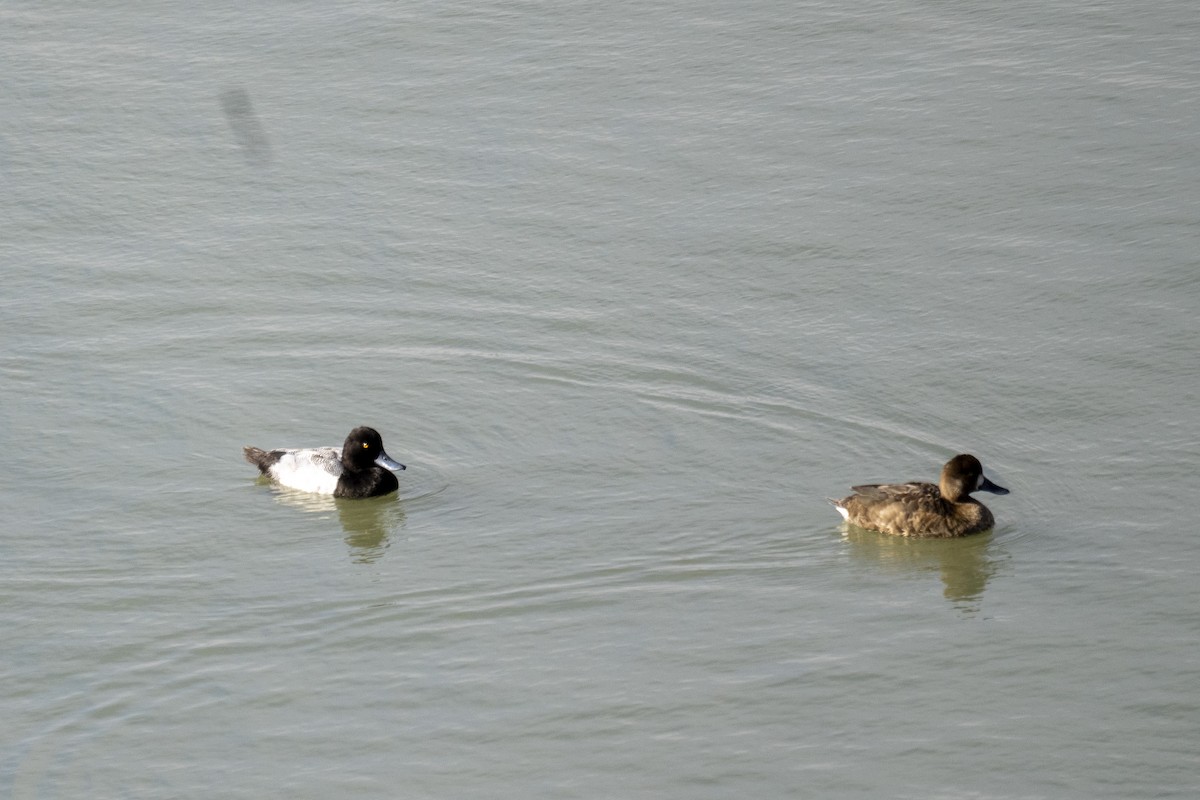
<box><xmin>245</xmin><ymin>446</ymin><xmax>343</xmax><ymax>494</ymax></box>
<box><xmin>839</xmin><ymin>481</ymin><xmax>989</xmax><ymax>537</ymax></box>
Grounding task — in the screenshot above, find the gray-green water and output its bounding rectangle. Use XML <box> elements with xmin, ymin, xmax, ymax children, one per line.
<box><xmin>4</xmin><ymin>1</ymin><xmax>1199</xmax><ymax>797</ymax></box>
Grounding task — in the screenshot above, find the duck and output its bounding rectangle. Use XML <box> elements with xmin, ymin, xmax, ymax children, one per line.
<box><xmin>244</xmin><ymin>426</ymin><xmax>406</xmax><ymax>498</ymax></box>
<box><xmin>828</xmin><ymin>453</ymin><xmax>1009</xmax><ymax>537</ymax></box>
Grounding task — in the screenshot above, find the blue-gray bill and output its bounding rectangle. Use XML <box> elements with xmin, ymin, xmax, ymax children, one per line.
<box><xmin>375</xmin><ymin>452</ymin><xmax>406</xmax><ymax>471</ymax></box>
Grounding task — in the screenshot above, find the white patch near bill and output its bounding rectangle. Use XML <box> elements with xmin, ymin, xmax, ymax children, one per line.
<box><xmin>834</xmin><ymin>505</ymin><xmax>850</xmax><ymax>521</ymax></box>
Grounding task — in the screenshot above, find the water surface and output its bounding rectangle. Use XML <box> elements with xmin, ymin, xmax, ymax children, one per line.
<box><xmin>3</xmin><ymin>1</ymin><xmax>1199</xmax><ymax>797</ymax></box>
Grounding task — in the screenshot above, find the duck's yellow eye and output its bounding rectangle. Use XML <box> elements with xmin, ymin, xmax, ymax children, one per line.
<box><xmin>363</xmin><ymin>443</ymin><xmax>370</xmax><ymax>448</ymax></box>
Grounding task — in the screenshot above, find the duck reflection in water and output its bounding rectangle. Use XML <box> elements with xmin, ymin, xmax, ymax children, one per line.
<box><xmin>337</xmin><ymin>496</ymin><xmax>404</xmax><ymax>563</ymax></box>
<box><xmin>840</xmin><ymin>525</ymin><xmax>1002</xmax><ymax>607</ymax></box>
<box><xmin>265</xmin><ymin>486</ymin><xmax>404</xmax><ymax>564</ymax></box>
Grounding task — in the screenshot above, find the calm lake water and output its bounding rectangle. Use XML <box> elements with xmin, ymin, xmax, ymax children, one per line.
<box><xmin>4</xmin><ymin>1</ymin><xmax>1199</xmax><ymax>797</ymax></box>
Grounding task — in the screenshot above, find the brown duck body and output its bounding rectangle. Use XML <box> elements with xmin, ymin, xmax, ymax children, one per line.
<box><xmin>830</xmin><ymin>454</ymin><xmax>1008</xmax><ymax>538</ymax></box>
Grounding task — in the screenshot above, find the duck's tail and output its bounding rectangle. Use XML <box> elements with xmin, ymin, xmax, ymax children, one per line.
<box><xmin>243</xmin><ymin>446</ymin><xmax>280</xmax><ymax>473</ymax></box>
<box><xmin>826</xmin><ymin>497</ymin><xmax>850</xmax><ymax>520</ymax></box>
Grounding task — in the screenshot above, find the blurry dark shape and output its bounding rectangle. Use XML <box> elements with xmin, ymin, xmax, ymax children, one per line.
<box><xmin>220</xmin><ymin>87</ymin><xmax>272</xmax><ymax>164</ymax></box>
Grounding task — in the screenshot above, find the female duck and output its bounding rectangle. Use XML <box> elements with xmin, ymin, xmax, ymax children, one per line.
<box><xmin>244</xmin><ymin>426</ymin><xmax>406</xmax><ymax>498</ymax></box>
<box><xmin>829</xmin><ymin>454</ymin><xmax>1009</xmax><ymax>537</ymax></box>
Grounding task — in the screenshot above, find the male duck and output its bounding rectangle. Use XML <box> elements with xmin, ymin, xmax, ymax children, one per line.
<box><xmin>244</xmin><ymin>426</ymin><xmax>406</xmax><ymax>498</ymax></box>
<box><xmin>829</xmin><ymin>453</ymin><xmax>1009</xmax><ymax>537</ymax></box>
